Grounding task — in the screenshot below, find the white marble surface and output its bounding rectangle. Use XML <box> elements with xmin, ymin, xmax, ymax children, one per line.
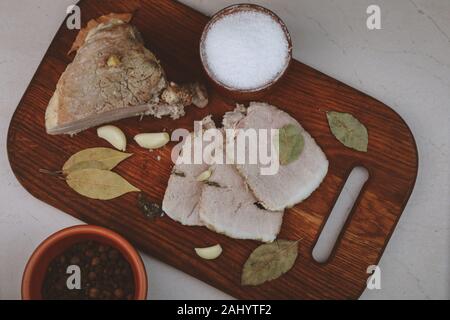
<box><xmin>0</xmin><ymin>0</ymin><xmax>448</xmax><ymax>300</ymax></box>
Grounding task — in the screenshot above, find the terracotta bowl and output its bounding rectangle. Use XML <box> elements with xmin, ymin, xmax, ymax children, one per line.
<box><xmin>22</xmin><ymin>225</ymin><xmax>148</xmax><ymax>300</ymax></box>
<box><xmin>200</xmin><ymin>4</ymin><xmax>292</xmax><ymax>103</ymax></box>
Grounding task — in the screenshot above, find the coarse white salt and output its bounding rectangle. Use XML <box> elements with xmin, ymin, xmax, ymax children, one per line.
<box><xmin>203</xmin><ymin>10</ymin><xmax>289</xmax><ymax>90</ymax></box>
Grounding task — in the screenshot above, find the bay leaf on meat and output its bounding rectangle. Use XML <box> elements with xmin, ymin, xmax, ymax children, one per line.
<box><xmin>241</xmin><ymin>239</ymin><xmax>299</xmax><ymax>286</ymax></box>
<box><xmin>277</xmin><ymin>124</ymin><xmax>304</xmax><ymax>165</ymax></box>
<box><xmin>66</xmin><ymin>169</ymin><xmax>140</xmax><ymax>200</ymax></box>
<box><xmin>326</xmin><ymin>111</ymin><xmax>368</xmax><ymax>152</ymax></box>
<box><xmin>63</xmin><ymin>147</ymin><xmax>132</xmax><ymax>173</ymax></box>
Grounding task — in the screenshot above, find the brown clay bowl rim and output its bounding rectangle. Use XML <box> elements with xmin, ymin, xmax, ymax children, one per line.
<box><xmin>200</xmin><ymin>3</ymin><xmax>293</xmax><ymax>93</ymax></box>
<box><xmin>21</xmin><ymin>225</ymin><xmax>148</xmax><ymax>300</ymax></box>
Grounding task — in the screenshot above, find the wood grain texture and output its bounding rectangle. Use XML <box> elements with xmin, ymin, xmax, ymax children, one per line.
<box><xmin>7</xmin><ymin>0</ymin><xmax>418</xmax><ymax>299</ymax></box>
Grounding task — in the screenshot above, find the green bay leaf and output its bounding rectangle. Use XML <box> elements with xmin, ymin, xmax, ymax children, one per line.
<box><xmin>63</xmin><ymin>147</ymin><xmax>132</xmax><ymax>174</ymax></box>
<box><xmin>326</xmin><ymin>111</ymin><xmax>368</xmax><ymax>152</ymax></box>
<box><xmin>277</xmin><ymin>124</ymin><xmax>305</xmax><ymax>165</ymax></box>
<box><xmin>66</xmin><ymin>169</ymin><xmax>140</xmax><ymax>200</ymax></box>
<box><xmin>241</xmin><ymin>239</ymin><xmax>299</xmax><ymax>286</ymax></box>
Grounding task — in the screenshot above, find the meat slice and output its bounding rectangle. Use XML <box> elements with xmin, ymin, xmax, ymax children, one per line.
<box><xmin>163</xmin><ymin>114</ymin><xmax>284</xmax><ymax>241</ymax></box>
<box><xmin>45</xmin><ymin>15</ymin><xmax>207</xmax><ymax>135</ymax></box>
<box><xmin>162</xmin><ymin>116</ymin><xmax>215</xmax><ymax>226</ymax></box>
<box><xmin>233</xmin><ymin>102</ymin><xmax>329</xmax><ymax>211</ymax></box>
<box><xmin>222</xmin><ymin>104</ymin><xmax>247</xmax><ymax>129</ymax></box>
<box><xmin>198</xmin><ymin>163</ymin><xmax>284</xmax><ymax>242</ymax></box>
<box><xmin>162</xmin><ymin>159</ymin><xmax>208</xmax><ymax>226</ymax></box>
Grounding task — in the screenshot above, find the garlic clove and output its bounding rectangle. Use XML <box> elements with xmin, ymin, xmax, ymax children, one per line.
<box><xmin>107</xmin><ymin>55</ymin><xmax>121</xmax><ymax>67</ymax></box>
<box><xmin>134</xmin><ymin>132</ymin><xmax>170</xmax><ymax>150</ymax></box>
<box><xmin>196</xmin><ymin>169</ymin><xmax>212</xmax><ymax>182</ymax></box>
<box><xmin>97</xmin><ymin>125</ymin><xmax>127</xmax><ymax>151</ymax></box>
<box><xmin>195</xmin><ymin>244</ymin><xmax>223</xmax><ymax>260</ymax></box>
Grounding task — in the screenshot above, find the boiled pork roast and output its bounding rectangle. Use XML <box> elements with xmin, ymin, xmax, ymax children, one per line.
<box><xmin>163</xmin><ymin>116</ymin><xmax>284</xmax><ymax>242</ymax></box>
<box><xmin>228</xmin><ymin>102</ymin><xmax>329</xmax><ymax>211</ymax></box>
<box><xmin>198</xmin><ymin>162</ymin><xmax>284</xmax><ymax>243</ymax></box>
<box><xmin>162</xmin><ymin>116</ymin><xmax>215</xmax><ymax>226</ymax></box>
<box><xmin>45</xmin><ymin>14</ymin><xmax>207</xmax><ymax>135</ymax></box>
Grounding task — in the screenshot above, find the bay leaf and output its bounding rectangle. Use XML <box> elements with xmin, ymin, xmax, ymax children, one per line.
<box><xmin>241</xmin><ymin>239</ymin><xmax>299</xmax><ymax>286</ymax></box>
<box><xmin>277</xmin><ymin>124</ymin><xmax>304</xmax><ymax>165</ymax></box>
<box><xmin>64</xmin><ymin>160</ymin><xmax>109</xmax><ymax>173</ymax></box>
<box><xmin>66</xmin><ymin>169</ymin><xmax>140</xmax><ymax>200</ymax></box>
<box><xmin>63</xmin><ymin>147</ymin><xmax>132</xmax><ymax>173</ymax></box>
<box><xmin>326</xmin><ymin>111</ymin><xmax>368</xmax><ymax>152</ymax></box>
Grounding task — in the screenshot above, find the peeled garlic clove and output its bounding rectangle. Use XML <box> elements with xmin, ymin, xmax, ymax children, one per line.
<box><xmin>195</xmin><ymin>244</ymin><xmax>222</xmax><ymax>260</ymax></box>
<box><xmin>97</xmin><ymin>125</ymin><xmax>127</xmax><ymax>151</ymax></box>
<box><xmin>107</xmin><ymin>54</ymin><xmax>121</xmax><ymax>67</ymax></box>
<box><xmin>134</xmin><ymin>132</ymin><xmax>170</xmax><ymax>149</ymax></box>
<box><xmin>196</xmin><ymin>169</ymin><xmax>212</xmax><ymax>182</ymax></box>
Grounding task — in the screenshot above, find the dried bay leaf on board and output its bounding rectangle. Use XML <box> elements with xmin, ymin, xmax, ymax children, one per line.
<box><xmin>326</xmin><ymin>111</ymin><xmax>368</xmax><ymax>152</ymax></box>
<box><xmin>66</xmin><ymin>169</ymin><xmax>140</xmax><ymax>200</ymax></box>
<box><xmin>64</xmin><ymin>160</ymin><xmax>109</xmax><ymax>173</ymax></box>
<box><xmin>63</xmin><ymin>147</ymin><xmax>132</xmax><ymax>174</ymax></box>
<box><xmin>241</xmin><ymin>240</ymin><xmax>299</xmax><ymax>286</ymax></box>
<box><xmin>277</xmin><ymin>124</ymin><xmax>305</xmax><ymax>166</ymax></box>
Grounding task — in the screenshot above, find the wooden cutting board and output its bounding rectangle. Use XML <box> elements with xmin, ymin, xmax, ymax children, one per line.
<box><xmin>7</xmin><ymin>0</ymin><xmax>418</xmax><ymax>299</ymax></box>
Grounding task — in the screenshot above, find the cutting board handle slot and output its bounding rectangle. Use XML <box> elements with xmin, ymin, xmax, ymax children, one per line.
<box><xmin>312</xmin><ymin>166</ymin><xmax>369</xmax><ymax>263</ymax></box>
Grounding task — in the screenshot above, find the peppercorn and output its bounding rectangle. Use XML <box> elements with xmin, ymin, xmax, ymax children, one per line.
<box><xmin>41</xmin><ymin>240</ymin><xmax>135</xmax><ymax>300</ymax></box>
<box><xmin>70</xmin><ymin>256</ymin><xmax>80</xmax><ymax>265</ymax></box>
<box><xmin>108</xmin><ymin>249</ymin><xmax>119</xmax><ymax>260</ymax></box>
<box><xmin>91</xmin><ymin>256</ymin><xmax>101</xmax><ymax>266</ymax></box>
<box><xmin>88</xmin><ymin>287</ymin><xmax>100</xmax><ymax>299</ymax></box>
<box><xmin>114</xmin><ymin>288</ymin><xmax>125</xmax><ymax>299</ymax></box>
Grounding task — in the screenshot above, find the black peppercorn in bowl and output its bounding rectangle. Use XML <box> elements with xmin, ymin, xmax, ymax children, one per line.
<box><xmin>22</xmin><ymin>225</ymin><xmax>148</xmax><ymax>300</ymax></box>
